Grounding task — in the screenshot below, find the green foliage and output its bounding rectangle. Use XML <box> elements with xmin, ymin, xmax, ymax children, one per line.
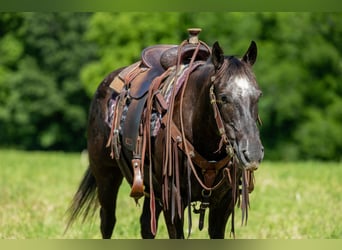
<box><xmin>0</xmin><ymin>13</ymin><xmax>96</xmax><ymax>150</ymax></box>
<box><xmin>256</xmin><ymin>13</ymin><xmax>342</xmax><ymax>161</ymax></box>
<box><xmin>0</xmin><ymin>33</ymin><xmax>23</xmax><ymax>66</ymax></box>
<box><xmin>0</xmin><ymin>12</ymin><xmax>341</xmax><ymax>160</ymax></box>
<box><xmin>81</xmin><ymin>12</ymin><xmax>187</xmax><ymax>96</ymax></box>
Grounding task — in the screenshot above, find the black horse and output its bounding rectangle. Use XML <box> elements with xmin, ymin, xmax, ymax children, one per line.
<box><xmin>66</xmin><ymin>36</ymin><xmax>264</xmax><ymax>239</ymax></box>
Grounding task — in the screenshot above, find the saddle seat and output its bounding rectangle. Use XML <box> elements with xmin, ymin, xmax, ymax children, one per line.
<box><xmin>142</xmin><ymin>44</ymin><xmax>178</xmax><ymax>72</ymax></box>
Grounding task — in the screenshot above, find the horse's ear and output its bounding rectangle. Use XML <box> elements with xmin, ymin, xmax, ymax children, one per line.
<box><xmin>212</xmin><ymin>41</ymin><xmax>224</xmax><ymax>70</ymax></box>
<box><xmin>242</xmin><ymin>41</ymin><xmax>257</xmax><ymax>66</ymax></box>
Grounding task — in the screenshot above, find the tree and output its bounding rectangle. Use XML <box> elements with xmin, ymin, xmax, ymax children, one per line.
<box><xmin>1</xmin><ymin>12</ymin><xmax>341</xmax><ymax>160</ymax></box>
<box><xmin>0</xmin><ymin>13</ymin><xmax>97</xmax><ymax>150</ymax></box>
<box><xmin>80</xmin><ymin>12</ymin><xmax>193</xmax><ymax>96</ymax></box>
<box><xmin>250</xmin><ymin>13</ymin><xmax>342</xmax><ymax>160</ymax></box>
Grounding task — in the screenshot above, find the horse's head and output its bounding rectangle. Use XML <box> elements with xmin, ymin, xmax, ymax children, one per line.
<box><xmin>210</xmin><ymin>41</ymin><xmax>264</xmax><ymax>171</ymax></box>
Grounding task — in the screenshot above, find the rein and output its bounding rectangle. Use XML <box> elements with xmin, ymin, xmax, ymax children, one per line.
<box><xmin>177</xmin><ymin>57</ymin><xmax>236</xmax><ymax>236</ymax></box>
<box><xmin>209</xmin><ymin>62</ymin><xmax>235</xmax><ymax>159</ymax></box>
<box><xmin>174</xmin><ymin>52</ymin><xmax>253</xmax><ymax>237</ymax></box>
<box><xmin>177</xmin><ymin>58</ymin><xmax>235</xmax><ymax>193</ymax></box>
<box><xmin>209</xmin><ymin>60</ymin><xmax>255</xmax><ymax>234</ymax></box>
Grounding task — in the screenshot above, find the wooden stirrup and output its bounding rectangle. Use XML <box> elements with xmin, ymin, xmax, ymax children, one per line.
<box><xmin>130</xmin><ymin>159</ymin><xmax>144</xmax><ymax>199</ymax></box>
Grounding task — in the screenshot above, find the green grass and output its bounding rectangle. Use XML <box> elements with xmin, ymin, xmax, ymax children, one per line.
<box><xmin>0</xmin><ymin>149</ymin><xmax>341</xmax><ymax>239</ymax></box>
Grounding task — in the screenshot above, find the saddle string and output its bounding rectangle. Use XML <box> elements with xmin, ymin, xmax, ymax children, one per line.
<box><xmin>106</xmin><ymin>90</ymin><xmax>127</xmax><ymax>159</ymax></box>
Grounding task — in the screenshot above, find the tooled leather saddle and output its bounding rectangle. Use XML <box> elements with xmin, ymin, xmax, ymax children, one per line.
<box><xmin>110</xmin><ymin>43</ymin><xmax>211</xmax><ymax>152</ymax></box>
<box><xmin>107</xmin><ymin>29</ymin><xmax>211</xmax><ymax>199</ymax></box>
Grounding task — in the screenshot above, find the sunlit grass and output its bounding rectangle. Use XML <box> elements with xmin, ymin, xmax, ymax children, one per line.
<box><xmin>0</xmin><ymin>150</ymin><xmax>341</xmax><ymax>239</ymax></box>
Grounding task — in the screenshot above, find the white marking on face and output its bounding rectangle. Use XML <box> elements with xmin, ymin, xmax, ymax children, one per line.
<box><xmin>231</xmin><ymin>76</ymin><xmax>255</xmax><ymax>98</ymax></box>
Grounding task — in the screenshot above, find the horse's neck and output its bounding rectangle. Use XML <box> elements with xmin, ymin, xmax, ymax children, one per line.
<box><xmin>185</xmin><ymin>67</ymin><xmax>223</xmax><ymax>160</ymax></box>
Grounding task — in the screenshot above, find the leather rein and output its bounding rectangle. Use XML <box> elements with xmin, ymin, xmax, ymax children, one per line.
<box><xmin>172</xmin><ymin>44</ymin><xmax>242</xmax><ymax>236</ymax></box>
<box><xmin>177</xmin><ymin>54</ymin><xmax>235</xmax><ymax>192</ymax></box>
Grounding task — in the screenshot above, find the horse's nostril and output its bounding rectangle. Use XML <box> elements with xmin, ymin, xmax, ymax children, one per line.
<box><xmin>260</xmin><ymin>146</ymin><xmax>265</xmax><ymax>161</ymax></box>
<box><xmin>242</xmin><ymin>150</ymin><xmax>250</xmax><ymax>162</ymax></box>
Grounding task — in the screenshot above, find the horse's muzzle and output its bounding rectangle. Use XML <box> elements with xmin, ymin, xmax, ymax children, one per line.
<box><xmin>244</xmin><ymin>161</ymin><xmax>260</xmax><ymax>171</ymax></box>
<box><xmin>235</xmin><ymin>139</ymin><xmax>264</xmax><ymax>170</ymax></box>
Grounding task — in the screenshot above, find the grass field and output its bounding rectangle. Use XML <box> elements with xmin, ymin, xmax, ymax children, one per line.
<box><xmin>0</xmin><ymin>149</ymin><xmax>341</xmax><ymax>239</ymax></box>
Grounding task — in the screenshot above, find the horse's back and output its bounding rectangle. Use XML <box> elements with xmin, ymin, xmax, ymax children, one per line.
<box><xmin>87</xmin><ymin>69</ymin><xmax>123</xmax><ymax>171</ymax></box>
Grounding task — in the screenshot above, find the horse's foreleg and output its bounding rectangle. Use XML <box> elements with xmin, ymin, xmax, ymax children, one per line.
<box><xmin>140</xmin><ymin>196</ymin><xmax>163</xmax><ymax>238</ymax></box>
<box><xmin>163</xmin><ymin>209</ymin><xmax>185</xmax><ymax>239</ymax></box>
<box><xmin>208</xmin><ymin>191</ymin><xmax>234</xmax><ymax>239</ymax></box>
<box><xmin>96</xmin><ymin>167</ymin><xmax>123</xmax><ymax>239</ymax></box>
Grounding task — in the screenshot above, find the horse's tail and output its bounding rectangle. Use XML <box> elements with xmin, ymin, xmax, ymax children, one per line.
<box><xmin>65</xmin><ymin>167</ymin><xmax>98</xmax><ymax>233</ymax></box>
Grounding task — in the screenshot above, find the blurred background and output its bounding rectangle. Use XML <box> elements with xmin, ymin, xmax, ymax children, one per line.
<box><xmin>0</xmin><ymin>12</ymin><xmax>341</xmax><ymax>160</ymax></box>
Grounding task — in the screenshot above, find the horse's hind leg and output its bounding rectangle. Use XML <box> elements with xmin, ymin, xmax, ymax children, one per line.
<box><xmin>95</xmin><ymin>165</ymin><xmax>123</xmax><ymax>239</ymax></box>
<box><xmin>140</xmin><ymin>196</ymin><xmax>163</xmax><ymax>238</ymax></box>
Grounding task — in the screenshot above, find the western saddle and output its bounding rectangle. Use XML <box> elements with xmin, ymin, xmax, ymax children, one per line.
<box><xmin>107</xmin><ymin>28</ymin><xmax>211</xmax><ymax>199</ymax></box>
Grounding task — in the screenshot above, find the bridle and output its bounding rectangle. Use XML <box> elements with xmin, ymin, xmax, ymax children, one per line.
<box><xmin>176</xmin><ymin>47</ymin><xmax>255</xmax><ymax>237</ymax></box>
<box><xmin>176</xmin><ymin>45</ymin><xmax>236</xmax><ymax>193</ymax></box>
<box><xmin>209</xmin><ymin>60</ymin><xmax>236</xmax><ymax>161</ymax></box>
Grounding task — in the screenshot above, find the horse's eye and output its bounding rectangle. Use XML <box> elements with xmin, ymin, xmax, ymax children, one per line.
<box><xmin>258</xmin><ymin>91</ymin><xmax>263</xmax><ymax>99</ymax></box>
<box><xmin>220</xmin><ymin>95</ymin><xmax>230</xmax><ymax>104</ymax></box>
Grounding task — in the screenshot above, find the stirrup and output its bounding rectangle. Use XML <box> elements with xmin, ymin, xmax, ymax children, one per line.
<box><xmin>130</xmin><ymin>159</ymin><xmax>144</xmax><ymax>199</ymax></box>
